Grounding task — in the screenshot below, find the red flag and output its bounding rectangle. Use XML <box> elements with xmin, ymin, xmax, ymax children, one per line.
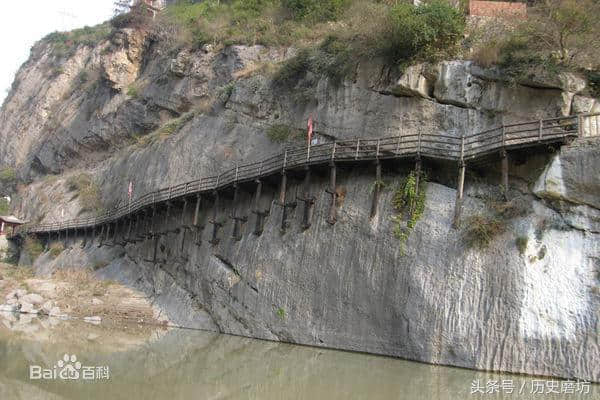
<box><xmin>307</xmin><ymin>115</ymin><xmax>314</xmax><ymax>146</ymax></box>
<box><xmin>128</xmin><ymin>181</ymin><xmax>133</xmax><ymax>200</ymax></box>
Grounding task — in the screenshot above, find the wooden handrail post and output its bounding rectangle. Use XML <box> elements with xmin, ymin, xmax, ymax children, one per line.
<box><xmin>283</xmin><ymin>149</ymin><xmax>288</xmax><ymax>170</ymax></box>
<box><xmin>501</xmin><ymin>124</ymin><xmax>506</xmax><ymax>148</ymax></box>
<box><xmin>418</xmin><ymin>131</ymin><xmax>422</xmax><ymax>157</ymax></box>
<box><xmin>376</xmin><ymin>139</ymin><xmax>380</xmax><ymax>159</ymax></box>
<box><xmin>355</xmin><ymin>139</ymin><xmax>360</xmax><ymax>159</ymax></box>
<box><xmin>538</xmin><ymin>119</ymin><xmax>543</xmax><ymax>142</ymax></box>
<box><xmin>578</xmin><ymin>114</ymin><xmax>584</xmax><ymax>137</ymax></box>
<box><xmin>331</xmin><ymin>141</ymin><xmax>337</xmax><ymax>160</ymax></box>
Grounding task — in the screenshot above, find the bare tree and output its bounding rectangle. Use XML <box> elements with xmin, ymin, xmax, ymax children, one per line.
<box><xmin>113</xmin><ymin>0</ymin><xmax>133</xmax><ymax>16</ymax></box>
<box><xmin>525</xmin><ymin>0</ymin><xmax>599</xmax><ymax>66</ymax></box>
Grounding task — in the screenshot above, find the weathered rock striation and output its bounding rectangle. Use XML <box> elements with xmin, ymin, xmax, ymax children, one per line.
<box><xmin>0</xmin><ymin>25</ymin><xmax>598</xmax><ymax>381</ymax></box>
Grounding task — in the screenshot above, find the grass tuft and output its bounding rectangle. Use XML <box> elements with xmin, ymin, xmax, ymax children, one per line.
<box><xmin>464</xmin><ymin>215</ymin><xmax>506</xmax><ymax>250</ymax></box>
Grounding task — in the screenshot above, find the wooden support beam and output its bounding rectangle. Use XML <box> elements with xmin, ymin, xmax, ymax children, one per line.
<box><xmin>370</xmin><ymin>161</ymin><xmax>381</xmax><ymax>219</ymax></box>
<box><xmin>327</xmin><ymin>163</ymin><xmax>338</xmax><ymax>224</ymax></box>
<box><xmin>106</xmin><ymin>223</ymin><xmax>112</xmax><ymax>244</ymax></box>
<box><xmin>192</xmin><ymin>194</ymin><xmax>204</xmax><ymax>246</ymax></box>
<box><xmin>501</xmin><ymin>150</ymin><xmax>509</xmax><ymax>201</ymax></box>
<box><xmin>279</xmin><ymin>172</ymin><xmax>287</xmax><ymax>205</ymax></box>
<box><xmin>117</xmin><ymin>219</ymin><xmax>127</xmax><ymax>246</ymax></box>
<box><xmin>252</xmin><ymin>180</ymin><xmax>269</xmax><ymax>236</ymax></box>
<box><xmin>209</xmin><ymin>191</ymin><xmax>222</xmax><ymax>245</ymax></box>
<box><xmin>231</xmin><ymin>184</ymin><xmax>241</xmax><ymax>241</ymax></box>
<box><xmin>300</xmin><ymin>168</ymin><xmax>314</xmax><ymax>230</ymax></box>
<box><xmin>232</xmin><ymin>218</ymin><xmax>241</xmax><ymax>241</ymax></box>
<box><xmin>105</xmin><ymin>226</ymin><xmax>111</xmax><ymax>247</ymax></box>
<box><xmin>98</xmin><ymin>225</ymin><xmax>105</xmax><ymax>247</ymax></box>
<box><xmin>149</xmin><ymin>206</ymin><xmax>157</xmax><ymax>262</ymax></box>
<box><xmin>126</xmin><ymin>215</ymin><xmax>133</xmax><ymax>243</ymax></box>
<box><xmin>137</xmin><ymin>211</ymin><xmax>147</xmax><ymax>241</ymax></box>
<box><xmin>279</xmin><ymin>172</ymin><xmax>290</xmax><ymax>231</ymax></box>
<box><xmin>129</xmin><ymin>214</ymin><xmax>139</xmax><ymax>243</ymax></box>
<box><xmin>178</xmin><ymin>199</ymin><xmax>188</xmax><ymax>255</ymax></box>
<box><xmin>452</xmin><ymin>162</ymin><xmax>466</xmax><ymax>228</ymax></box>
<box><xmin>230</xmin><ymin>185</ymin><xmax>248</xmax><ymax>241</ymax></box>
<box><xmin>193</xmin><ymin>194</ymin><xmax>201</xmax><ymax>227</ymax></box>
<box><xmin>111</xmin><ymin>221</ymin><xmax>119</xmax><ymax>246</ymax></box>
<box><xmin>150</xmin><ymin>206</ymin><xmax>157</xmax><ymax>236</ymax></box>
<box><xmin>152</xmin><ymin>232</ymin><xmax>159</xmax><ymax>263</ymax></box>
<box><xmin>163</xmin><ymin>202</ymin><xmax>172</xmax><ymax>235</ymax></box>
<box><xmin>253</xmin><ymin>180</ymin><xmax>262</xmax><ymax>211</ymax></box>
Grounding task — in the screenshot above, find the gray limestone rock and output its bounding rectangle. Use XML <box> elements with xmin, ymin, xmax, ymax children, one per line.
<box><xmin>1</xmin><ymin>26</ymin><xmax>599</xmax><ymax>383</ymax></box>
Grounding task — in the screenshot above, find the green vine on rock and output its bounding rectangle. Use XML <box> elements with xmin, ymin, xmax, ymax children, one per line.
<box><xmin>391</xmin><ymin>170</ymin><xmax>427</xmax><ymax>253</ymax></box>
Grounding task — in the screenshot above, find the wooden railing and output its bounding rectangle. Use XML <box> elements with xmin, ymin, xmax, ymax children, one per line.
<box><xmin>18</xmin><ymin>113</ymin><xmax>599</xmax><ymax>235</ymax></box>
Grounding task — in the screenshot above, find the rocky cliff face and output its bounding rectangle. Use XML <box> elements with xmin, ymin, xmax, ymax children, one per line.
<box><xmin>1</xmin><ymin>25</ymin><xmax>598</xmax><ymax>381</ymax></box>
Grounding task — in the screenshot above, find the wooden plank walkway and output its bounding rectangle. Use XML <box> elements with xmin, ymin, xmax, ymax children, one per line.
<box><xmin>17</xmin><ymin>113</ymin><xmax>600</xmax><ymax>236</ymax></box>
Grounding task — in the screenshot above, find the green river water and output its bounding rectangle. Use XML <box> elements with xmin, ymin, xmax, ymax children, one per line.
<box><xmin>0</xmin><ymin>317</ymin><xmax>597</xmax><ymax>399</ymax></box>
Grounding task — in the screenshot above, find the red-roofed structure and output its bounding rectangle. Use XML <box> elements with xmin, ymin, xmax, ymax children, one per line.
<box><xmin>469</xmin><ymin>0</ymin><xmax>527</xmax><ymax>19</ymax></box>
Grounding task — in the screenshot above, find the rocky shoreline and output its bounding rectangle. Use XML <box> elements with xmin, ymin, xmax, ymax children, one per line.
<box><xmin>0</xmin><ymin>263</ymin><xmax>169</xmax><ymax>339</ymax></box>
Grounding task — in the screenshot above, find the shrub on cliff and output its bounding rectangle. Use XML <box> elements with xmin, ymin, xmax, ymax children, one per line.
<box><xmin>44</xmin><ymin>24</ymin><xmax>112</xmax><ymax>58</ymax></box>
<box><xmin>379</xmin><ymin>0</ymin><xmax>465</xmax><ymax>64</ymax></box>
<box><xmin>23</xmin><ymin>237</ymin><xmax>44</xmax><ymax>261</ymax></box>
<box><xmin>0</xmin><ymin>168</ymin><xmax>17</xmax><ymax>194</ymax></box>
<box><xmin>0</xmin><ymin>198</ymin><xmax>9</xmax><ymax>215</ymax></box>
<box><xmin>282</xmin><ymin>0</ymin><xmax>348</xmax><ymax>22</ymax></box>
<box><xmin>464</xmin><ymin>215</ymin><xmax>506</xmax><ymax>249</ymax></box>
<box><xmin>273</xmin><ymin>36</ymin><xmax>354</xmax><ymax>88</ymax></box>
<box><xmin>471</xmin><ymin>0</ymin><xmax>600</xmax><ymax>83</ymax></box>
<box><xmin>266</xmin><ymin>124</ymin><xmax>303</xmax><ymax>143</ymax></box>
<box><xmin>66</xmin><ymin>173</ymin><xmax>103</xmax><ymax>214</ymax></box>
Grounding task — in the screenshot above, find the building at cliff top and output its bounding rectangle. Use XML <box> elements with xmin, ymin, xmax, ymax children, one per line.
<box><xmin>0</xmin><ymin>215</ymin><xmax>25</xmax><ymax>236</ymax></box>
<box><xmin>469</xmin><ymin>0</ymin><xmax>527</xmax><ymax>18</ymax></box>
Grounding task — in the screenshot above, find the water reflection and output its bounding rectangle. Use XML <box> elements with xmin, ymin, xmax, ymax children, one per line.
<box><xmin>0</xmin><ymin>319</ymin><xmax>597</xmax><ymax>400</ymax></box>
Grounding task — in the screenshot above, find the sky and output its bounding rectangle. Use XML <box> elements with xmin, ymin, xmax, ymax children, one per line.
<box><xmin>0</xmin><ymin>0</ymin><xmax>116</xmax><ymax>104</ymax></box>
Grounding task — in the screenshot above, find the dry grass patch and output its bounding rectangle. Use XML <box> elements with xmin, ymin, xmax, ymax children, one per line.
<box><xmin>464</xmin><ymin>215</ymin><xmax>506</xmax><ymax>249</ymax></box>
<box><xmin>2</xmin><ymin>264</ymin><xmax>34</xmax><ymax>283</ymax></box>
<box><xmin>233</xmin><ymin>60</ymin><xmax>278</xmax><ymax>79</ymax></box>
<box><xmin>52</xmin><ymin>268</ymin><xmax>113</xmax><ymax>297</ymax></box>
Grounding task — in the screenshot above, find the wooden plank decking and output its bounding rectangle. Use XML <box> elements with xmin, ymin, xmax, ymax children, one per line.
<box><xmin>17</xmin><ymin>113</ymin><xmax>600</xmax><ymax>236</ymax></box>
